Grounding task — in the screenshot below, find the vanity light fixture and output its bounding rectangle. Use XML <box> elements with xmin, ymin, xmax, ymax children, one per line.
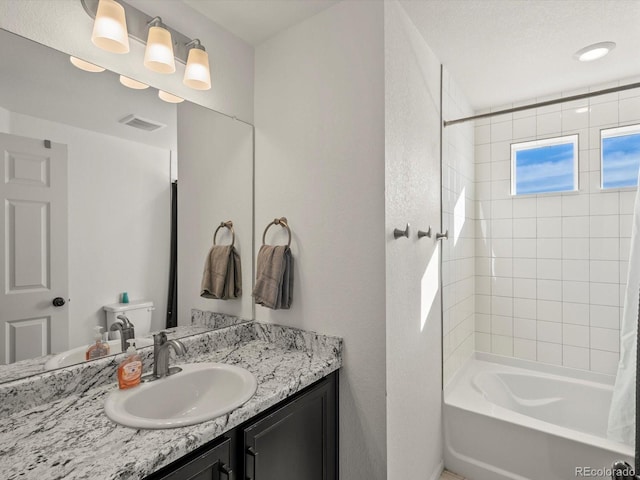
<box><xmin>183</xmin><ymin>40</ymin><xmax>211</xmax><ymax>90</ymax></box>
<box><xmin>119</xmin><ymin>75</ymin><xmax>149</xmax><ymax>89</ymax></box>
<box><xmin>69</xmin><ymin>56</ymin><xmax>105</xmax><ymax>73</ymax></box>
<box><xmin>158</xmin><ymin>90</ymin><xmax>184</xmax><ymax>103</ymax></box>
<box><xmin>91</xmin><ymin>0</ymin><xmax>130</xmax><ymax>54</ymax></box>
<box><xmin>144</xmin><ymin>17</ymin><xmax>176</xmax><ymax>74</ymax></box>
<box><xmin>573</xmin><ymin>41</ymin><xmax>616</xmax><ymax>62</ymax></box>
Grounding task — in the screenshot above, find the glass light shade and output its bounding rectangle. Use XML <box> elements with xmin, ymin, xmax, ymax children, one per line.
<box><xmin>574</xmin><ymin>41</ymin><xmax>616</xmax><ymax>62</ymax></box>
<box><xmin>70</xmin><ymin>56</ymin><xmax>105</xmax><ymax>73</ymax></box>
<box><xmin>144</xmin><ymin>26</ymin><xmax>176</xmax><ymax>74</ymax></box>
<box><xmin>183</xmin><ymin>48</ymin><xmax>211</xmax><ymax>90</ymax></box>
<box><xmin>91</xmin><ymin>0</ymin><xmax>130</xmax><ymax>54</ymax></box>
<box><xmin>158</xmin><ymin>90</ymin><xmax>184</xmax><ymax>103</ymax></box>
<box><xmin>119</xmin><ymin>75</ymin><xmax>149</xmax><ymax>90</ymax></box>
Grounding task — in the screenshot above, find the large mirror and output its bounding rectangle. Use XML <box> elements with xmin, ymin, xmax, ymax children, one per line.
<box><xmin>0</xmin><ymin>29</ymin><xmax>254</xmax><ymax>382</ymax></box>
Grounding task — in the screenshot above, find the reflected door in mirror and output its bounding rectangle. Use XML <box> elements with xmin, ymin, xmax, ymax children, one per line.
<box><xmin>0</xmin><ymin>133</ymin><xmax>68</xmax><ymax>364</ymax></box>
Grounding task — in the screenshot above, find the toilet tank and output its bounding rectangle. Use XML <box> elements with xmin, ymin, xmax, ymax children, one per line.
<box><xmin>103</xmin><ymin>300</ymin><xmax>154</xmax><ymax>337</ymax></box>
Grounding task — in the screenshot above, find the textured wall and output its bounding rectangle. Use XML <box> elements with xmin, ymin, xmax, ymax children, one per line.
<box><xmin>384</xmin><ymin>3</ymin><xmax>443</xmax><ymax>479</ymax></box>
<box><xmin>254</xmin><ymin>2</ymin><xmax>387</xmax><ymax>478</ymax></box>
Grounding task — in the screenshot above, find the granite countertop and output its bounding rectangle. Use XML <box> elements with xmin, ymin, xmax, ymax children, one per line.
<box><xmin>0</xmin><ymin>322</ymin><xmax>342</xmax><ymax>480</ymax></box>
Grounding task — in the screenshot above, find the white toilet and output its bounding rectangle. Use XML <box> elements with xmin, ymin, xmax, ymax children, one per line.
<box><xmin>103</xmin><ymin>300</ymin><xmax>155</xmax><ymax>338</ymax></box>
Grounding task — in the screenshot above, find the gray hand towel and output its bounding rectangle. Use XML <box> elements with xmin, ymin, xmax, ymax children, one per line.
<box><xmin>253</xmin><ymin>245</ymin><xmax>293</xmax><ymax>309</ymax></box>
<box><xmin>201</xmin><ymin>245</ymin><xmax>242</xmax><ymax>300</ymax></box>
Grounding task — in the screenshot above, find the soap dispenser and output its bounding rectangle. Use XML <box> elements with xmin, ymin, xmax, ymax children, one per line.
<box><xmin>86</xmin><ymin>326</ymin><xmax>110</xmax><ymax>360</ymax></box>
<box><xmin>118</xmin><ymin>340</ymin><xmax>142</xmax><ymax>390</ymax></box>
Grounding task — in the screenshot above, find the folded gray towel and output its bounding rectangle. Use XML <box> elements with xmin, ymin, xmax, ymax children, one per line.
<box><xmin>201</xmin><ymin>245</ymin><xmax>242</xmax><ymax>300</ymax></box>
<box><xmin>253</xmin><ymin>245</ymin><xmax>293</xmax><ymax>309</ymax></box>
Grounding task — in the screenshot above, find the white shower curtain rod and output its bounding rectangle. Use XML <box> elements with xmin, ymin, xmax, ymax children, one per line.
<box><xmin>443</xmin><ymin>81</ymin><xmax>640</xmax><ymax>127</ymax></box>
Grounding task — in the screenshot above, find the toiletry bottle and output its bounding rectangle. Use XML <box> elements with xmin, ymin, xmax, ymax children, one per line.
<box><xmin>118</xmin><ymin>340</ymin><xmax>142</xmax><ymax>390</ymax></box>
<box><xmin>86</xmin><ymin>326</ymin><xmax>110</xmax><ymax>360</ymax></box>
<box><xmin>101</xmin><ymin>331</ymin><xmax>111</xmax><ymax>356</ymax></box>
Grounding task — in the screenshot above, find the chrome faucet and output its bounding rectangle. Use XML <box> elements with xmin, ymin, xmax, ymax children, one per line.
<box><xmin>109</xmin><ymin>314</ymin><xmax>135</xmax><ymax>352</ymax></box>
<box><xmin>151</xmin><ymin>331</ymin><xmax>187</xmax><ymax>379</ymax></box>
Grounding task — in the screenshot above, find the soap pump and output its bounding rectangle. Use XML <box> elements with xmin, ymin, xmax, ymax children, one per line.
<box><xmin>86</xmin><ymin>326</ymin><xmax>110</xmax><ymax>360</ymax></box>
<box><xmin>118</xmin><ymin>340</ymin><xmax>142</xmax><ymax>390</ymax></box>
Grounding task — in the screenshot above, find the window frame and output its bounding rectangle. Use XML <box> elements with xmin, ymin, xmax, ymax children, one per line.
<box><xmin>600</xmin><ymin>123</ymin><xmax>640</xmax><ymax>191</ymax></box>
<box><xmin>510</xmin><ymin>134</ymin><xmax>579</xmax><ymax>196</ymax></box>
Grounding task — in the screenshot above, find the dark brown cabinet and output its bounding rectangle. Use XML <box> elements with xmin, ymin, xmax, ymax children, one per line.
<box><xmin>145</xmin><ymin>372</ymin><xmax>338</xmax><ymax>480</ymax></box>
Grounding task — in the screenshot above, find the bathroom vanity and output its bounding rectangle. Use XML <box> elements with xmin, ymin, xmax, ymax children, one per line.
<box><xmin>0</xmin><ymin>322</ymin><xmax>341</xmax><ymax>480</ymax></box>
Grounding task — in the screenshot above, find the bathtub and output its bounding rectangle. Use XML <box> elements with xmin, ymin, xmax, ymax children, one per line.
<box><xmin>444</xmin><ymin>353</ymin><xmax>634</xmax><ymax>480</ymax></box>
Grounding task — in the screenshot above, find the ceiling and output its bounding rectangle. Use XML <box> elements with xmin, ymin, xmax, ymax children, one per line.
<box><xmin>400</xmin><ymin>0</ymin><xmax>640</xmax><ymax>111</ymax></box>
<box><xmin>182</xmin><ymin>0</ymin><xmax>340</xmax><ymax>46</ymax></box>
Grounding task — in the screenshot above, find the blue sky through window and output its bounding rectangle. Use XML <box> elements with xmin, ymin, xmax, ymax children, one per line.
<box><xmin>602</xmin><ymin>133</ymin><xmax>640</xmax><ymax>189</ymax></box>
<box><xmin>514</xmin><ymin>142</ymin><xmax>576</xmax><ymax>195</ymax></box>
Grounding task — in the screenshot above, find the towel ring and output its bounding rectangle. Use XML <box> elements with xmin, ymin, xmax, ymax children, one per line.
<box><xmin>213</xmin><ymin>221</ymin><xmax>235</xmax><ymax>246</ymax></box>
<box><xmin>262</xmin><ymin>217</ymin><xmax>291</xmax><ymax>247</ymax></box>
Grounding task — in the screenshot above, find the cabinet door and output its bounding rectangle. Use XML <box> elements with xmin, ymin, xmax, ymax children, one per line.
<box><xmin>148</xmin><ymin>436</ymin><xmax>234</xmax><ymax>480</ymax></box>
<box><xmin>243</xmin><ymin>374</ymin><xmax>337</xmax><ymax>480</ymax></box>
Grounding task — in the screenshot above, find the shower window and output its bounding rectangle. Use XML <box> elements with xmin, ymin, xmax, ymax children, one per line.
<box><xmin>510</xmin><ymin>134</ymin><xmax>579</xmax><ymax>195</ymax></box>
<box><xmin>601</xmin><ymin>124</ymin><xmax>640</xmax><ymax>189</ymax></box>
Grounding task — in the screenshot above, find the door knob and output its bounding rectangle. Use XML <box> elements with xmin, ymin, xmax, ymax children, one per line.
<box><xmin>435</xmin><ymin>230</ymin><xmax>449</xmax><ymax>240</ymax></box>
<box><xmin>393</xmin><ymin>223</ymin><xmax>410</xmax><ymax>239</ymax></box>
<box><xmin>52</xmin><ymin>297</ymin><xmax>66</xmax><ymax>307</ymax></box>
<box><xmin>418</xmin><ymin>227</ymin><xmax>432</xmax><ymax>238</ymax></box>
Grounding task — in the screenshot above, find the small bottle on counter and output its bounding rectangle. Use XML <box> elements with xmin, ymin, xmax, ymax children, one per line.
<box><xmin>86</xmin><ymin>326</ymin><xmax>110</xmax><ymax>360</ymax></box>
<box><xmin>118</xmin><ymin>340</ymin><xmax>142</xmax><ymax>390</ymax></box>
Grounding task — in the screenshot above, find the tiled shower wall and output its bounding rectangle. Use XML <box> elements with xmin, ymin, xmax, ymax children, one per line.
<box><xmin>442</xmin><ymin>68</ymin><xmax>475</xmax><ymax>385</ymax></box>
<box><xmin>474</xmin><ymin>78</ymin><xmax>640</xmax><ymax>374</ymax></box>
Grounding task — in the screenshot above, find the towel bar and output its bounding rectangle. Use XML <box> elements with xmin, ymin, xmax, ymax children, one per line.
<box><xmin>213</xmin><ymin>221</ymin><xmax>235</xmax><ymax>246</ymax></box>
<box><xmin>262</xmin><ymin>217</ymin><xmax>292</xmax><ymax>247</ymax></box>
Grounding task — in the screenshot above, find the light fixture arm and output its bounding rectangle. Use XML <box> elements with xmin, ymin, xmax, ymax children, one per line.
<box><xmin>81</xmin><ymin>0</ymin><xmax>192</xmax><ymax>64</ymax></box>
<box><xmin>185</xmin><ymin>39</ymin><xmax>206</xmax><ymax>52</ymax></box>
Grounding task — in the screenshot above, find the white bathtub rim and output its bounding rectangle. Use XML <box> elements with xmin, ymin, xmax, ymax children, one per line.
<box><xmin>444</xmin><ymin>355</ymin><xmax>633</xmax><ymax>458</ymax></box>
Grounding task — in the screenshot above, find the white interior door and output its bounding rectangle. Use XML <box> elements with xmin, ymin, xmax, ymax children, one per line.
<box><xmin>0</xmin><ymin>132</ymin><xmax>68</xmax><ymax>364</ymax></box>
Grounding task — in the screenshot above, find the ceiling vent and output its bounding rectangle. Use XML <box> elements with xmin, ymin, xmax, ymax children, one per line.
<box><xmin>119</xmin><ymin>114</ymin><xmax>166</xmax><ymax>132</ymax></box>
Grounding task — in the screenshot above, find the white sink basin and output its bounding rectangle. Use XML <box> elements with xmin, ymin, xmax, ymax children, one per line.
<box><xmin>104</xmin><ymin>363</ymin><xmax>258</xmax><ymax>429</ymax></box>
<box><xmin>44</xmin><ymin>338</ymin><xmax>154</xmax><ymax>370</ymax></box>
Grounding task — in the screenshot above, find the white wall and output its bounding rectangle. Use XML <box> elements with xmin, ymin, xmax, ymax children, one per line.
<box><xmin>474</xmin><ymin>78</ymin><xmax>640</xmax><ymax>374</ymax></box>
<box><xmin>0</xmin><ymin>0</ymin><xmax>254</xmax><ymax>123</ymax></box>
<box><xmin>7</xmin><ymin>111</ymin><xmax>171</xmax><ymax>350</ymax></box>
<box><xmin>384</xmin><ymin>3</ymin><xmax>444</xmax><ymax>479</ymax></box>
<box><xmin>177</xmin><ymin>102</ymin><xmax>254</xmax><ymax>324</ymax></box>
<box><xmin>0</xmin><ymin>106</ymin><xmax>9</xmax><ymax>132</ymax></box>
<box><xmin>442</xmin><ymin>68</ymin><xmax>475</xmax><ymax>385</ymax></box>
<box><xmin>254</xmin><ymin>2</ymin><xmax>387</xmax><ymax>479</ymax></box>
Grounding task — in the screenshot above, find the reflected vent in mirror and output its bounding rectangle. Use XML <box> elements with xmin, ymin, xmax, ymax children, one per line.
<box><xmin>119</xmin><ymin>114</ymin><xmax>166</xmax><ymax>132</ymax></box>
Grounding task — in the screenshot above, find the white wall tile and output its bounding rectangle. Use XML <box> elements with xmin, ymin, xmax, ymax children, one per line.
<box><xmin>589</xmin><ymin>260</ymin><xmax>619</xmax><ymax>284</ymax></box>
<box><xmin>513</xmin><ymin>197</ymin><xmax>537</xmax><ymax>218</ymax></box>
<box><xmin>590</xmin><ymin>215</ymin><xmax>619</xmax><ymax>238</ymax></box>
<box><xmin>513</xmin><ymin>116</ymin><xmax>536</xmax><ymax>140</ymax></box>
<box><xmin>476</xmin><ymin>313</ymin><xmax>491</xmax><ymax>333</ymax></box>
<box><xmin>537</xmin><ymin>300</ymin><xmax>562</xmax><ymax>322</ymax></box>
<box><xmin>562</xmin><ymin>195</ymin><xmax>589</xmax><ymax>216</ymax></box>
<box><xmin>590</xmin><ymin>238</ymin><xmax>619</xmax><ymax>261</ymax></box>
<box><xmin>589</xmin><ymin>101</ymin><xmax>619</xmax><ymax>127</ymax></box>
<box><xmin>537</xmin><ymin>217</ymin><xmax>561</xmax><ymax>238</ymax></box>
<box><xmin>513</xmin><ymin>278</ymin><xmax>537</xmax><ymax>299</ymax></box>
<box><xmin>492</xmin><ymin>199</ymin><xmax>513</xmax><ymax>219</ymax></box>
<box><xmin>562</xmin><ymin>238</ymin><xmax>589</xmax><ymax>259</ymax></box>
<box><xmin>491</xmin><ymin>315</ymin><xmax>513</xmax><ymax>336</ymax></box>
<box><xmin>492</xmin><ymin>238</ymin><xmax>513</xmax><ymax>258</ymax></box>
<box><xmin>537</xmin><ymin>259</ymin><xmax>562</xmax><ymax>280</ymax></box>
<box><xmin>514</xmin><ymin>317</ymin><xmax>537</xmax><ymax>340</ymax></box>
<box><xmin>476</xmin><ymin>332</ymin><xmax>491</xmax><ymax>352</ymax></box>
<box><xmin>491</xmin><ymin>161</ymin><xmax>511</xmax><ymax>181</ymax></box>
<box><xmin>537</xmin><ymin>279</ymin><xmax>562</xmax><ymax>301</ymax></box>
<box><xmin>537</xmin><ymin>196</ymin><xmax>562</xmax><ymax>217</ymax></box>
<box><xmin>537</xmin><ymin>239</ymin><xmax>562</xmax><ymax>259</ymax></box>
<box><xmin>514</xmin><ymin>218</ymin><xmax>537</xmax><ymax>238</ymax></box>
<box><xmin>492</xmin><ymin>276</ymin><xmax>513</xmax><ymax>297</ymax></box>
<box><xmin>620</xmin><ymin>214</ymin><xmax>633</xmax><ymax>238</ymax></box>
<box><xmin>538</xmin><ymin>321</ymin><xmax>561</xmax><ymax>343</ymax></box>
<box><xmin>514</xmin><ymin>338</ymin><xmax>537</xmax><ymax>360</ymax></box>
<box><xmin>537</xmin><ymin>342</ymin><xmax>562</xmax><ymax>365</ymax></box>
<box><xmin>590</xmin><ymin>327</ymin><xmax>620</xmax><ymax>352</ymax></box>
<box><xmin>513</xmin><ymin>258</ymin><xmax>536</xmax><ymax>278</ymax></box>
<box><xmin>514</xmin><ymin>298</ymin><xmax>537</xmax><ymax>319</ymax></box>
<box><xmin>492</xmin><ymin>219</ymin><xmax>512</xmax><ymax>238</ymax></box>
<box><xmin>491</xmin><ymin>296</ymin><xmax>513</xmax><ymax>317</ymax></box>
<box><xmin>513</xmin><ymin>239</ymin><xmax>537</xmax><ymax>258</ymax></box>
<box><xmin>562</xmin><ymin>259</ymin><xmax>589</xmax><ymax>282</ymax></box>
<box><xmin>563</xmin><ymin>346</ymin><xmax>590</xmax><ymax>370</ymax></box>
<box><xmin>561</xmin><ymin>216</ymin><xmax>589</xmax><ymax>238</ymax></box>
<box><xmin>563</xmin><ymin>281</ymin><xmax>590</xmax><ymax>304</ymax></box>
<box><xmin>491</xmin><ymin>335</ymin><xmax>513</xmax><ymax>356</ymax></box>
<box><xmin>590</xmin><ymin>193</ymin><xmax>619</xmax><ymax>216</ymax></box>
<box><xmin>562</xmin><ymin>324</ymin><xmax>589</xmax><ymax>348</ymax></box>
<box><xmin>563</xmin><ymin>302</ymin><xmax>589</xmax><ymax>326</ymax></box>
<box><xmin>537</xmin><ymin>111</ymin><xmax>562</xmax><ymax>136</ymax></box>
<box><xmin>590</xmin><ymin>305</ymin><xmax>620</xmax><ymax>329</ymax></box>
<box><xmin>590</xmin><ymin>349</ymin><xmax>619</xmax><ymax>375</ymax></box>
<box><xmin>589</xmin><ymin>282</ymin><xmax>619</xmax><ymax>307</ymax></box>
<box><xmin>491</xmin><ymin>121</ymin><xmax>512</xmax><ymax>143</ymax></box>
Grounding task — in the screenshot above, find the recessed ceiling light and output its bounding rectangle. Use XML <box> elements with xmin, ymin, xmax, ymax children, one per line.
<box><xmin>158</xmin><ymin>90</ymin><xmax>184</xmax><ymax>103</ymax></box>
<box><xmin>573</xmin><ymin>41</ymin><xmax>616</xmax><ymax>62</ymax></box>
<box><xmin>119</xmin><ymin>75</ymin><xmax>149</xmax><ymax>90</ymax></box>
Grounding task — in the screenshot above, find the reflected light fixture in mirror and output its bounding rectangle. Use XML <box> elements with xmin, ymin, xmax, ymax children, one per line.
<box><xmin>158</xmin><ymin>90</ymin><xmax>184</xmax><ymax>103</ymax></box>
<box><xmin>91</xmin><ymin>0</ymin><xmax>130</xmax><ymax>54</ymax></box>
<box><xmin>144</xmin><ymin>17</ymin><xmax>176</xmax><ymax>74</ymax></box>
<box><xmin>120</xmin><ymin>75</ymin><xmax>149</xmax><ymax>89</ymax></box>
<box><xmin>184</xmin><ymin>40</ymin><xmax>211</xmax><ymax>91</ymax></box>
<box><xmin>70</xmin><ymin>56</ymin><xmax>105</xmax><ymax>73</ymax></box>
